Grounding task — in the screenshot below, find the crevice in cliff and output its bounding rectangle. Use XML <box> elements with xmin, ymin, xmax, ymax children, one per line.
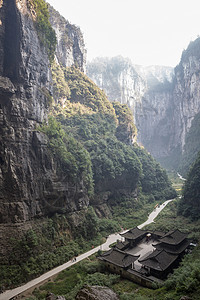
<box><xmin>3</xmin><ymin>0</ymin><xmax>21</xmax><ymax>81</ymax></box>
<box><xmin>73</xmin><ymin>36</ymin><xmax>84</xmax><ymax>71</ymax></box>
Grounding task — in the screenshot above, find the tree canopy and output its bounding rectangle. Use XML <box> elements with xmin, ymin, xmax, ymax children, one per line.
<box><xmin>178</xmin><ymin>151</ymin><xmax>200</xmax><ymax>219</ymax></box>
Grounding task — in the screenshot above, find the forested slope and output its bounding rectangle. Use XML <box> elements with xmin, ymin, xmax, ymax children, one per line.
<box><xmin>0</xmin><ymin>0</ymin><xmax>176</xmax><ymax>290</ymax></box>
<box><xmin>178</xmin><ymin>151</ymin><xmax>200</xmax><ymax>219</ymax></box>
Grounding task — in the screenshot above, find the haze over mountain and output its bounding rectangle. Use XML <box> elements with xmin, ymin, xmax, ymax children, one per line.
<box><xmin>87</xmin><ymin>42</ymin><xmax>200</xmax><ymax>175</ymax></box>
<box><xmin>47</xmin><ymin>0</ymin><xmax>200</xmax><ymax>67</ymax></box>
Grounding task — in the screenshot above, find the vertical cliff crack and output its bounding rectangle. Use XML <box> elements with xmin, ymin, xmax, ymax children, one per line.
<box><xmin>3</xmin><ymin>0</ymin><xmax>21</xmax><ymax>81</ymax></box>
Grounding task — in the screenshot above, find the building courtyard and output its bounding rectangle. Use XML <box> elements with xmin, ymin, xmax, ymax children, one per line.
<box><xmin>99</xmin><ymin>227</ymin><xmax>190</xmax><ymax>287</ymax></box>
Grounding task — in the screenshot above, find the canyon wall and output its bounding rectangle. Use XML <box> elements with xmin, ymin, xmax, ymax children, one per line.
<box><xmin>87</xmin><ymin>46</ymin><xmax>200</xmax><ymax>171</ymax></box>
<box><xmin>0</xmin><ymin>0</ymin><xmax>87</xmax><ymax>251</ymax></box>
<box><xmin>48</xmin><ymin>4</ymin><xmax>86</xmax><ymax>72</ymax></box>
<box><xmin>0</xmin><ymin>1</ymin><xmax>176</xmax><ymax>282</ymax></box>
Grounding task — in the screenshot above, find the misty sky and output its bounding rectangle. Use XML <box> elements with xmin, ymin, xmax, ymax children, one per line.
<box><xmin>47</xmin><ymin>0</ymin><xmax>200</xmax><ymax>67</ymax></box>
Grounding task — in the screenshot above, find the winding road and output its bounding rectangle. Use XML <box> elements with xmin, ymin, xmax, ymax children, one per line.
<box><xmin>177</xmin><ymin>172</ymin><xmax>186</xmax><ymax>181</ymax></box>
<box><xmin>0</xmin><ymin>198</ymin><xmax>173</xmax><ymax>300</ymax></box>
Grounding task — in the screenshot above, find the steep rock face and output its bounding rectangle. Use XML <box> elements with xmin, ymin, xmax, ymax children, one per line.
<box><xmin>135</xmin><ymin>87</ymin><xmax>174</xmax><ymax>157</ymax></box>
<box><xmin>87</xmin><ymin>52</ymin><xmax>200</xmax><ymax>170</ymax></box>
<box><xmin>172</xmin><ymin>45</ymin><xmax>200</xmax><ymax>153</ymax></box>
<box><xmin>153</xmin><ymin>39</ymin><xmax>200</xmax><ymax>168</ymax></box>
<box><xmin>0</xmin><ymin>0</ymin><xmax>88</xmax><ymax>228</ymax></box>
<box><xmin>135</xmin><ymin>65</ymin><xmax>174</xmax><ymax>158</ymax></box>
<box><xmin>87</xmin><ymin>57</ymin><xmax>174</xmax><ymax>159</ymax></box>
<box><xmin>0</xmin><ymin>0</ymin><xmax>50</xmax><ymax>224</ymax></box>
<box><xmin>48</xmin><ymin>4</ymin><xmax>86</xmax><ymax>72</ymax></box>
<box><xmin>87</xmin><ymin>57</ymin><xmax>146</xmax><ymax>119</ymax></box>
<box><xmin>136</xmin><ymin>56</ymin><xmax>200</xmax><ymax>168</ymax></box>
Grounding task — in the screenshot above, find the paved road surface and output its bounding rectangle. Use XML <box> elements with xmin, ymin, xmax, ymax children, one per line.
<box><xmin>177</xmin><ymin>172</ymin><xmax>186</xmax><ymax>181</ymax></box>
<box><xmin>0</xmin><ymin>198</ymin><xmax>173</xmax><ymax>300</ymax></box>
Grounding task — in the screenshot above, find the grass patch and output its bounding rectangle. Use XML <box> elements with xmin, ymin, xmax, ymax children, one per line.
<box><xmin>31</xmin><ymin>254</ymin><xmax>119</xmax><ymax>299</ymax></box>
<box><xmin>27</xmin><ymin>199</ymin><xmax>200</xmax><ymax>300</ymax></box>
<box><xmin>144</xmin><ymin>199</ymin><xmax>200</xmax><ymax>241</ymax></box>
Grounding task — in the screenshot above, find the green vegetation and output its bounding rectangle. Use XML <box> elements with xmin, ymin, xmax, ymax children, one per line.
<box><xmin>51</xmin><ymin>60</ymin><xmax>71</xmax><ymax>99</ymax></box>
<box><xmin>30</xmin><ymin>255</ymin><xmax>119</xmax><ymax>300</ymax></box>
<box><xmin>28</xmin><ymin>0</ymin><xmax>57</xmax><ymax>62</ymax></box>
<box><xmin>111</xmin><ymin>199</ymin><xmax>157</xmax><ymax>230</ymax></box>
<box><xmin>178</xmin><ymin>151</ymin><xmax>200</xmax><ymax>220</ymax></box>
<box><xmin>51</xmin><ymin>66</ymin><xmax>175</xmax><ymax>201</ymax></box>
<box><xmin>112</xmin><ymin>101</ymin><xmax>137</xmax><ymax>143</ymax></box>
<box><xmin>167</xmin><ymin>171</ymin><xmax>184</xmax><ymax>195</ymax></box>
<box><xmin>179</xmin><ymin>112</ymin><xmax>200</xmax><ymax>176</ymax></box>
<box><xmin>133</xmin><ymin>145</ymin><xmax>177</xmax><ymax>201</ymax></box>
<box><xmin>39</xmin><ymin>116</ymin><xmax>94</xmax><ymax>195</ymax></box>
<box><xmin>165</xmin><ymin>251</ymin><xmax>200</xmax><ymax>296</ymax></box>
<box><xmin>64</xmin><ymin>66</ymin><xmax>115</xmax><ymax>114</ymax></box>
<box><xmin>0</xmin><ymin>64</ymin><xmax>176</xmax><ymax>290</ymax></box>
<box><xmin>27</xmin><ymin>200</ymin><xmax>200</xmax><ymax>300</ymax></box>
<box><xmin>144</xmin><ymin>199</ymin><xmax>200</xmax><ymax>239</ymax></box>
<box><xmin>145</xmin><ymin>199</ymin><xmax>200</xmax><ymax>300</ymax></box>
<box><xmin>0</xmin><ymin>214</ymin><xmax>105</xmax><ymax>289</ymax></box>
<box><xmin>0</xmin><ymin>200</ymin><xmax>152</xmax><ymax>290</ymax></box>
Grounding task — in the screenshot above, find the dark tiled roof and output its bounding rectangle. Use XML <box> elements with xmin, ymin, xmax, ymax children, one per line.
<box><xmin>115</xmin><ymin>241</ymin><xmax>129</xmax><ymax>250</ymax></box>
<box><xmin>151</xmin><ymin>230</ymin><xmax>166</xmax><ymax>238</ymax></box>
<box><xmin>120</xmin><ymin>227</ymin><xmax>147</xmax><ymax>240</ymax></box>
<box><xmin>99</xmin><ymin>248</ymin><xmax>139</xmax><ymax>268</ymax></box>
<box><xmin>159</xmin><ymin>229</ymin><xmax>188</xmax><ymax>245</ymax></box>
<box><xmin>138</xmin><ymin>249</ymin><xmax>178</xmax><ymax>271</ymax></box>
<box><xmin>153</xmin><ymin>239</ymin><xmax>190</xmax><ymax>254</ymax></box>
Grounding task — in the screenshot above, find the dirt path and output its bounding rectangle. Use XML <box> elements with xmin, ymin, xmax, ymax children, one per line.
<box><xmin>0</xmin><ymin>198</ymin><xmax>173</xmax><ymax>300</ymax></box>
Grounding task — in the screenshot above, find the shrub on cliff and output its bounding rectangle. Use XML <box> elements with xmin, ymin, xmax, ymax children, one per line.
<box><xmin>51</xmin><ymin>61</ymin><xmax>71</xmax><ymax>99</ymax></box>
<box><xmin>133</xmin><ymin>144</ymin><xmax>177</xmax><ymax>200</ymax></box>
<box><xmin>165</xmin><ymin>246</ymin><xmax>200</xmax><ymax>294</ymax></box>
<box><xmin>112</xmin><ymin>101</ymin><xmax>137</xmax><ymax>144</ymax></box>
<box><xmin>64</xmin><ymin>66</ymin><xmax>115</xmax><ymax>115</ymax></box>
<box><xmin>58</xmin><ymin>102</ymin><xmax>142</xmax><ymax>192</ymax></box>
<box><xmin>178</xmin><ymin>151</ymin><xmax>200</xmax><ymax>219</ymax></box>
<box><xmin>39</xmin><ymin>116</ymin><xmax>94</xmax><ymax>196</ymax></box>
<box><xmin>28</xmin><ymin>0</ymin><xmax>57</xmax><ymax>62</ymax></box>
<box><xmin>50</xmin><ymin>65</ymin><xmax>175</xmax><ymax>200</ymax></box>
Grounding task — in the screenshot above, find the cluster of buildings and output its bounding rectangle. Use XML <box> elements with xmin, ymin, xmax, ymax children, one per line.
<box><xmin>99</xmin><ymin>227</ymin><xmax>191</xmax><ymax>287</ymax></box>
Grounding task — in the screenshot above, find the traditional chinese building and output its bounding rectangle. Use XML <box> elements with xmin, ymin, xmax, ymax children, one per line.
<box><xmin>99</xmin><ymin>248</ymin><xmax>139</xmax><ymax>274</ymax></box>
<box><xmin>152</xmin><ymin>229</ymin><xmax>190</xmax><ymax>255</ymax></box>
<box><xmin>120</xmin><ymin>227</ymin><xmax>147</xmax><ymax>246</ymax></box>
<box><xmin>138</xmin><ymin>249</ymin><xmax>179</xmax><ymax>279</ymax></box>
<box><xmin>99</xmin><ymin>227</ymin><xmax>190</xmax><ymax>286</ymax></box>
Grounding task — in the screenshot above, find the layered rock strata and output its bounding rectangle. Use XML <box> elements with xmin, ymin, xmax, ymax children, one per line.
<box><xmin>0</xmin><ymin>0</ymin><xmax>87</xmax><ymax>256</ymax></box>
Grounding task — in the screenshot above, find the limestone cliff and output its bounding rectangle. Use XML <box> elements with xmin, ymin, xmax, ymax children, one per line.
<box><xmin>87</xmin><ymin>56</ymin><xmax>146</xmax><ymax>124</ymax></box>
<box><xmin>0</xmin><ymin>0</ymin><xmax>87</xmax><ymax>233</ymax></box>
<box><xmin>87</xmin><ymin>49</ymin><xmax>200</xmax><ymax>171</ymax></box>
<box><xmin>48</xmin><ymin>4</ymin><xmax>86</xmax><ymax>72</ymax></box>
<box><xmin>0</xmin><ymin>1</ymin><xmax>176</xmax><ymax>288</ymax></box>
<box><xmin>149</xmin><ymin>39</ymin><xmax>200</xmax><ymax>169</ymax></box>
<box><xmin>135</xmin><ymin>66</ymin><xmax>174</xmax><ymax>159</ymax></box>
<box><xmin>87</xmin><ymin>57</ymin><xmax>174</xmax><ymax>158</ymax></box>
<box><xmin>170</xmin><ymin>40</ymin><xmax>200</xmax><ymax>168</ymax></box>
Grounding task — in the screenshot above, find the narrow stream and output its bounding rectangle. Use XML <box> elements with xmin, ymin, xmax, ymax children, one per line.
<box><xmin>0</xmin><ymin>198</ymin><xmax>174</xmax><ymax>300</ymax></box>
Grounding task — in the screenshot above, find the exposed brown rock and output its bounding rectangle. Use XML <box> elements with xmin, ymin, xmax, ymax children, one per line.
<box><xmin>46</xmin><ymin>292</ymin><xmax>66</xmax><ymax>300</ymax></box>
<box><xmin>75</xmin><ymin>285</ymin><xmax>119</xmax><ymax>300</ymax></box>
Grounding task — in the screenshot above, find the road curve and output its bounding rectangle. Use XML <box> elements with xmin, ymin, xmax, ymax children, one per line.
<box><xmin>177</xmin><ymin>172</ymin><xmax>186</xmax><ymax>181</ymax></box>
<box><xmin>0</xmin><ymin>198</ymin><xmax>173</xmax><ymax>300</ymax></box>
